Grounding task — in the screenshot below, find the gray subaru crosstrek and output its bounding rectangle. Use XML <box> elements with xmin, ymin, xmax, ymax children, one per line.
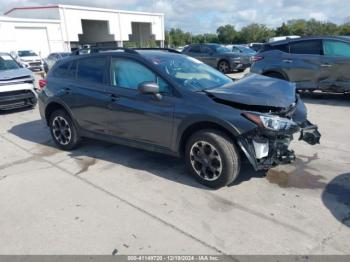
<box><xmin>250</xmin><ymin>36</ymin><xmax>350</xmax><ymax>93</ymax></box>
<box><xmin>38</xmin><ymin>47</ymin><xmax>320</xmax><ymax>188</ymax></box>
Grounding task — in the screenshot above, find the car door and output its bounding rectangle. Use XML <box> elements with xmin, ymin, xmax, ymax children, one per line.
<box><xmin>199</xmin><ymin>45</ymin><xmax>217</xmax><ymax>67</ymax></box>
<box><xmin>105</xmin><ymin>57</ymin><xmax>175</xmax><ymax>148</ymax></box>
<box><xmin>59</xmin><ymin>56</ymin><xmax>114</xmax><ymax>134</ymax></box>
<box><xmin>183</xmin><ymin>44</ymin><xmax>202</xmax><ymax>60</ymax></box>
<box><xmin>321</xmin><ymin>39</ymin><xmax>350</xmax><ymax>92</ymax></box>
<box><xmin>286</xmin><ymin>40</ymin><xmax>323</xmax><ymax>90</ymax></box>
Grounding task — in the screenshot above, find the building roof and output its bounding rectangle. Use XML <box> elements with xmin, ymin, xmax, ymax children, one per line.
<box><xmin>4</xmin><ymin>4</ymin><xmax>164</xmax><ymax>17</ymax></box>
<box><xmin>0</xmin><ymin>15</ymin><xmax>60</xmax><ymax>23</ymax></box>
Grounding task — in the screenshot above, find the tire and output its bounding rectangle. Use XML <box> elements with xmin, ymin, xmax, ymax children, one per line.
<box><xmin>49</xmin><ymin>109</ymin><xmax>81</xmax><ymax>150</ymax></box>
<box><xmin>218</xmin><ymin>60</ymin><xmax>231</xmax><ymax>74</ymax></box>
<box><xmin>185</xmin><ymin>130</ymin><xmax>241</xmax><ymax>189</ymax></box>
<box><xmin>264</xmin><ymin>72</ymin><xmax>286</xmax><ymax>80</ymax></box>
<box><xmin>236</xmin><ymin>68</ymin><xmax>245</xmax><ymax>73</ymax></box>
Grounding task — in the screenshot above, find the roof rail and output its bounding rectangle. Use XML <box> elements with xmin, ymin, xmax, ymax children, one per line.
<box><xmin>71</xmin><ymin>46</ymin><xmax>139</xmax><ymax>56</ymax></box>
<box><xmin>133</xmin><ymin>48</ymin><xmax>181</xmax><ymax>54</ymax></box>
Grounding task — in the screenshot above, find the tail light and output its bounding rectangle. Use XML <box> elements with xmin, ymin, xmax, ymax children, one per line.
<box><xmin>38</xmin><ymin>79</ymin><xmax>47</xmax><ymax>89</ymax></box>
<box><xmin>251</xmin><ymin>55</ymin><xmax>264</xmax><ymax>63</ymax></box>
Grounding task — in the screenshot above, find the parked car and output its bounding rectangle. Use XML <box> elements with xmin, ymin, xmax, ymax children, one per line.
<box><xmin>182</xmin><ymin>43</ymin><xmax>249</xmax><ymax>73</ymax></box>
<box><xmin>268</xmin><ymin>36</ymin><xmax>300</xmax><ymax>43</ymax></box>
<box><xmin>0</xmin><ymin>52</ymin><xmax>37</xmax><ymax>110</ymax></box>
<box><xmin>247</xmin><ymin>43</ymin><xmax>264</xmax><ymax>52</ymax></box>
<box><xmin>250</xmin><ymin>36</ymin><xmax>350</xmax><ymax>93</ymax></box>
<box><xmin>45</xmin><ymin>52</ymin><xmax>71</xmax><ymax>71</ymax></box>
<box><xmin>227</xmin><ymin>44</ymin><xmax>256</xmax><ymax>64</ymax></box>
<box><xmin>11</xmin><ymin>50</ymin><xmax>46</xmax><ymax>72</ymax></box>
<box><xmin>38</xmin><ymin>48</ymin><xmax>320</xmax><ymax>188</ymax></box>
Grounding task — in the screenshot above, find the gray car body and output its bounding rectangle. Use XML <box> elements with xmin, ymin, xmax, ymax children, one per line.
<box><xmin>182</xmin><ymin>43</ymin><xmax>249</xmax><ymax>72</ymax></box>
<box><xmin>38</xmin><ymin>50</ymin><xmax>320</xmax><ymax>171</ymax></box>
<box><xmin>251</xmin><ymin>36</ymin><xmax>350</xmax><ymax>92</ymax></box>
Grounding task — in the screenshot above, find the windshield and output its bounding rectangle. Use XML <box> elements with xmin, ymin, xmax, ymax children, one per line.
<box><xmin>144</xmin><ymin>53</ymin><xmax>233</xmax><ymax>92</ymax></box>
<box><xmin>18</xmin><ymin>51</ymin><xmax>37</xmax><ymax>57</ymax></box>
<box><xmin>0</xmin><ymin>54</ymin><xmax>20</xmax><ymax>71</ymax></box>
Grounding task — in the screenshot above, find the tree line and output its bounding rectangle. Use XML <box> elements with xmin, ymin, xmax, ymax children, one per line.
<box><xmin>165</xmin><ymin>19</ymin><xmax>350</xmax><ymax>47</ymax></box>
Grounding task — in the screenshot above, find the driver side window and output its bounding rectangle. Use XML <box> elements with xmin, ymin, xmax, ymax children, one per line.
<box><xmin>111</xmin><ymin>58</ymin><xmax>170</xmax><ymax>93</ymax></box>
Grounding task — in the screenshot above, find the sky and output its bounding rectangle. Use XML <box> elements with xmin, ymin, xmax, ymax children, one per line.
<box><xmin>1</xmin><ymin>0</ymin><xmax>349</xmax><ymax>33</ymax></box>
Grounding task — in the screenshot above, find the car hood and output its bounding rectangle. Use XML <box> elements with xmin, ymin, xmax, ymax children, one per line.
<box><xmin>0</xmin><ymin>68</ymin><xmax>33</xmax><ymax>81</ymax></box>
<box><xmin>206</xmin><ymin>74</ymin><xmax>296</xmax><ymax>109</ymax></box>
<box><xmin>20</xmin><ymin>56</ymin><xmax>41</xmax><ymax>62</ymax></box>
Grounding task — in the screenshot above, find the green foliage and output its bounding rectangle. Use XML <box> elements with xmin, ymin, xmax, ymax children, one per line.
<box><xmin>165</xmin><ymin>19</ymin><xmax>350</xmax><ymax>47</ymax></box>
<box><xmin>216</xmin><ymin>25</ymin><xmax>237</xmax><ymax>44</ymax></box>
<box><xmin>238</xmin><ymin>23</ymin><xmax>275</xmax><ymax>43</ymax></box>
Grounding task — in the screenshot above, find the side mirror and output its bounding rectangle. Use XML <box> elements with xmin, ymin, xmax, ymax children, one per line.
<box><xmin>138</xmin><ymin>81</ymin><xmax>162</xmax><ymax>100</ymax></box>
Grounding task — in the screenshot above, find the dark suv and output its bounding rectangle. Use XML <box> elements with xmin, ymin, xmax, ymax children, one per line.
<box><xmin>251</xmin><ymin>36</ymin><xmax>350</xmax><ymax>93</ymax></box>
<box><xmin>38</xmin><ymin>48</ymin><xmax>320</xmax><ymax>188</ymax></box>
<box><xmin>182</xmin><ymin>44</ymin><xmax>250</xmax><ymax>73</ymax></box>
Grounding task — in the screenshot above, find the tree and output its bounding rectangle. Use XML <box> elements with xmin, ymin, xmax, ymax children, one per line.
<box><xmin>338</xmin><ymin>23</ymin><xmax>350</xmax><ymax>35</ymax></box>
<box><xmin>275</xmin><ymin>23</ymin><xmax>291</xmax><ymax>36</ymax></box>
<box><xmin>216</xmin><ymin>25</ymin><xmax>237</xmax><ymax>44</ymax></box>
<box><xmin>239</xmin><ymin>23</ymin><xmax>275</xmax><ymax>43</ymax></box>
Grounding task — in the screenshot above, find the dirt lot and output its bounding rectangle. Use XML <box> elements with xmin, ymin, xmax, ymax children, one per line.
<box><xmin>0</xmin><ymin>71</ymin><xmax>349</xmax><ymax>254</ymax></box>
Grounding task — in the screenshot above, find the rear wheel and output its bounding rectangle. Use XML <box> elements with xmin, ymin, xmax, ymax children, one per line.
<box><xmin>218</xmin><ymin>60</ymin><xmax>231</xmax><ymax>74</ymax></box>
<box><xmin>264</xmin><ymin>72</ymin><xmax>286</xmax><ymax>80</ymax></box>
<box><xmin>49</xmin><ymin>109</ymin><xmax>81</xmax><ymax>150</ymax></box>
<box><xmin>185</xmin><ymin>130</ymin><xmax>241</xmax><ymax>188</ymax></box>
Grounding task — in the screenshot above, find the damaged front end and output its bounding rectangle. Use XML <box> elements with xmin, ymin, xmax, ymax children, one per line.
<box><xmin>205</xmin><ymin>74</ymin><xmax>321</xmax><ymax>171</ymax></box>
<box><xmin>237</xmin><ymin>99</ymin><xmax>321</xmax><ymax>171</ymax></box>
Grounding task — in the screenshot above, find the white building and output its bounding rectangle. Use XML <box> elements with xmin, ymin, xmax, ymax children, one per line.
<box><xmin>0</xmin><ymin>4</ymin><xmax>165</xmax><ymax>57</ymax></box>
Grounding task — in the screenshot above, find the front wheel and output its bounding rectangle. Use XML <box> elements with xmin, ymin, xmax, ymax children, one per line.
<box><xmin>49</xmin><ymin>109</ymin><xmax>81</xmax><ymax>150</ymax></box>
<box><xmin>185</xmin><ymin>130</ymin><xmax>241</xmax><ymax>188</ymax></box>
<box><xmin>218</xmin><ymin>60</ymin><xmax>231</xmax><ymax>74</ymax></box>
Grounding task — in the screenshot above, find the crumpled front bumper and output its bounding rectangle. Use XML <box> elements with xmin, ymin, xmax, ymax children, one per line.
<box><xmin>237</xmin><ymin>120</ymin><xmax>321</xmax><ymax>171</ymax></box>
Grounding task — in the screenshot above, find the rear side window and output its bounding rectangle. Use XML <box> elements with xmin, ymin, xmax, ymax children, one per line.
<box><xmin>53</xmin><ymin>61</ymin><xmax>72</xmax><ymax>78</ymax></box>
<box><xmin>274</xmin><ymin>44</ymin><xmax>289</xmax><ymax>53</ymax></box>
<box><xmin>188</xmin><ymin>45</ymin><xmax>201</xmax><ymax>53</ymax></box>
<box><xmin>323</xmin><ymin>40</ymin><xmax>350</xmax><ymax>57</ymax></box>
<box><xmin>77</xmin><ymin>57</ymin><xmax>107</xmax><ymax>84</ymax></box>
<box><xmin>201</xmin><ymin>45</ymin><xmax>213</xmax><ymax>54</ymax></box>
<box><xmin>290</xmin><ymin>40</ymin><xmax>322</xmax><ymax>55</ymax></box>
<box><xmin>261</xmin><ymin>44</ymin><xmax>288</xmax><ymax>53</ymax></box>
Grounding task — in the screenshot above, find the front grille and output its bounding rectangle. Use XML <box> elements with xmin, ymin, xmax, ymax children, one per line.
<box><xmin>0</xmin><ymin>89</ymin><xmax>36</xmax><ymax>110</ymax></box>
<box><xmin>0</xmin><ymin>90</ymin><xmax>33</xmax><ymax>97</ymax></box>
<box><xmin>29</xmin><ymin>62</ymin><xmax>41</xmax><ymax>67</ymax></box>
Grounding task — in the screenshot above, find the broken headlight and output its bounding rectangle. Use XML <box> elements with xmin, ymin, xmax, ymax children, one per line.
<box><xmin>243</xmin><ymin>112</ymin><xmax>298</xmax><ymax>131</ymax></box>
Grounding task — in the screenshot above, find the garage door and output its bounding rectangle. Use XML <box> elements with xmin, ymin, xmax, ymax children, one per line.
<box><xmin>15</xmin><ymin>27</ymin><xmax>50</xmax><ymax>58</ymax></box>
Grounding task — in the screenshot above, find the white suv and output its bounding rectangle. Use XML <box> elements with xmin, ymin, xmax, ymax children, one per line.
<box><xmin>12</xmin><ymin>50</ymin><xmax>46</xmax><ymax>72</ymax></box>
<box><xmin>0</xmin><ymin>53</ymin><xmax>37</xmax><ymax>110</ymax></box>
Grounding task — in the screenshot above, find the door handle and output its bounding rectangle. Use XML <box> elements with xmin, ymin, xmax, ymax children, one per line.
<box><xmin>109</xmin><ymin>93</ymin><xmax>120</xmax><ymax>102</ymax></box>
<box><xmin>321</xmin><ymin>64</ymin><xmax>332</xmax><ymax>68</ymax></box>
<box><xmin>282</xmin><ymin>59</ymin><xmax>293</xmax><ymax>63</ymax></box>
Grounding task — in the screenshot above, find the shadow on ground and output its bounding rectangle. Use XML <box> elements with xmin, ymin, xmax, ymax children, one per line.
<box><xmin>300</xmin><ymin>92</ymin><xmax>350</xmax><ymax>107</ymax></box>
<box><xmin>9</xmin><ymin>120</ymin><xmax>262</xmax><ymax>189</ymax></box>
<box><xmin>322</xmin><ymin>173</ymin><xmax>350</xmax><ymax>227</ymax></box>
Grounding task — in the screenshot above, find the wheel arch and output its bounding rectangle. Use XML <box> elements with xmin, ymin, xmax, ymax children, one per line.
<box><xmin>44</xmin><ymin>101</ymin><xmax>74</xmax><ymax>126</ymax></box>
<box><xmin>262</xmin><ymin>70</ymin><xmax>289</xmax><ymax>81</ymax></box>
<box><xmin>178</xmin><ymin>120</ymin><xmax>239</xmax><ymax>157</ymax></box>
